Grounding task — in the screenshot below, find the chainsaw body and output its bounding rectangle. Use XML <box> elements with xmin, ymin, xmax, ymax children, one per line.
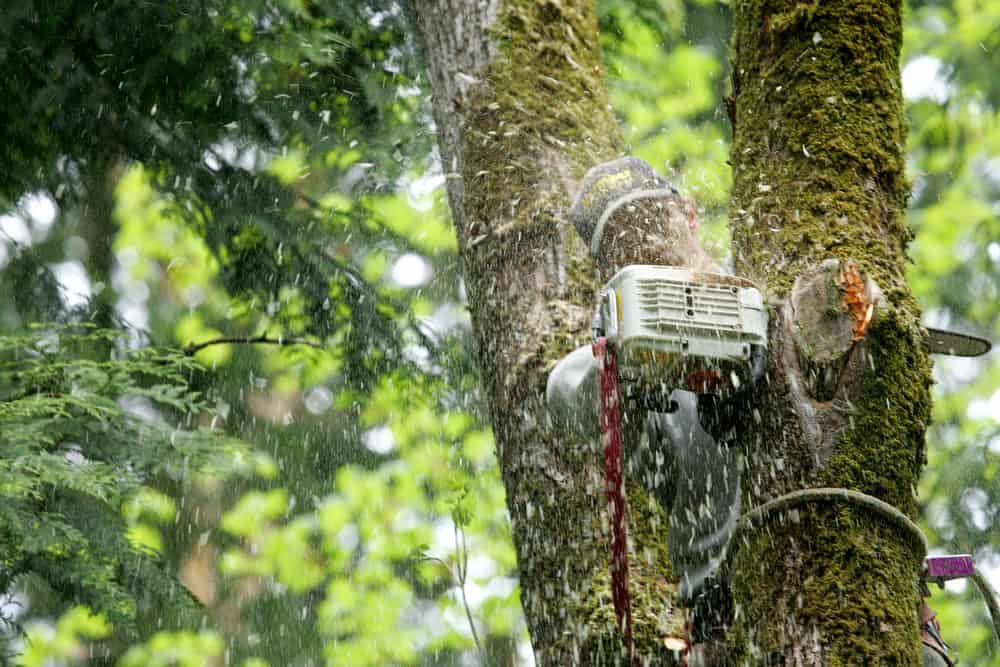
<box><xmin>594</xmin><ymin>265</ymin><xmax>768</xmax><ymax>402</ymax></box>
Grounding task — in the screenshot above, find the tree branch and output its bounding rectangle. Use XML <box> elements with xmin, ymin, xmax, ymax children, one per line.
<box><xmin>183</xmin><ymin>335</ymin><xmax>323</xmax><ymax>356</ymax></box>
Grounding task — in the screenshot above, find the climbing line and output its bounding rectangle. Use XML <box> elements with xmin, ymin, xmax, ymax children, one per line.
<box><xmin>729</xmin><ymin>487</ymin><xmax>928</xmax><ymax>559</ymax></box>
<box><xmin>724</xmin><ymin>487</ymin><xmax>1000</xmax><ymax>645</ymax></box>
<box><xmin>970</xmin><ymin>568</ymin><xmax>1000</xmax><ymax>644</ymax></box>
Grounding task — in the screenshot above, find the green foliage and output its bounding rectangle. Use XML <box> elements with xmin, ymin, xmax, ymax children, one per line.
<box><xmin>215</xmin><ymin>373</ymin><xmax>518</xmax><ymax>666</ymax></box>
<box><xmin>0</xmin><ymin>326</ymin><xmax>250</xmax><ymax>646</ymax></box>
<box><xmin>0</xmin><ymin>2</ymin><xmax>497</xmax><ymax>660</ymax></box>
<box><xmin>16</xmin><ymin>606</ymin><xmax>110</xmax><ymax>667</ymax></box>
<box><xmin>1</xmin><ymin>0</ymin><xmax>999</xmax><ymax>665</ymax></box>
<box><xmin>902</xmin><ymin>2</ymin><xmax>1000</xmax><ymax>664</ymax></box>
<box><xmin>17</xmin><ymin>610</ymin><xmax>271</xmax><ymax>667</ymax></box>
<box><xmin>0</xmin><ymin>0</ymin><xmax>435</xmax><ymax>385</ymax></box>
<box><xmin>118</xmin><ymin>630</ymin><xmax>226</xmax><ymax>667</ymax></box>
<box><xmin>0</xmin><ymin>0</ymin><xmax>424</xmax><ymax>202</ymax></box>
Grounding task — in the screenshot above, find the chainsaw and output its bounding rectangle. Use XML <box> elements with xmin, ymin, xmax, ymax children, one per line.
<box><xmin>570</xmin><ymin>157</ymin><xmax>993</xmax><ymax>660</ymax></box>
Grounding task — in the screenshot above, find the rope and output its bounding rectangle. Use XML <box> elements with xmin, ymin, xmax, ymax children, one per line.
<box><xmin>970</xmin><ymin>568</ymin><xmax>1000</xmax><ymax>644</ymax></box>
<box><xmin>730</xmin><ymin>487</ymin><xmax>928</xmax><ymax>559</ymax></box>
<box><xmin>726</xmin><ymin>487</ymin><xmax>1000</xmax><ymax>646</ymax></box>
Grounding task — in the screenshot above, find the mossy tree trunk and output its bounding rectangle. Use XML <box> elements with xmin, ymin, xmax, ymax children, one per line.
<box><xmin>413</xmin><ymin>1</ymin><xmax>686</xmax><ymax>664</ymax></box>
<box><xmin>415</xmin><ymin>0</ymin><xmax>931</xmax><ymax>664</ymax></box>
<box><xmin>726</xmin><ymin>0</ymin><xmax>931</xmax><ymax>663</ymax></box>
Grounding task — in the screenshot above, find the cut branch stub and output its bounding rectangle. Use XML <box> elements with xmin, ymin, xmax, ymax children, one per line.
<box><xmin>790</xmin><ymin>259</ymin><xmax>883</xmax><ymax>401</ymax></box>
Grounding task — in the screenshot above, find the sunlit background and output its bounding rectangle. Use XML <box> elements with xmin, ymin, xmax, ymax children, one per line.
<box><xmin>1</xmin><ymin>1</ymin><xmax>999</xmax><ymax>665</ymax></box>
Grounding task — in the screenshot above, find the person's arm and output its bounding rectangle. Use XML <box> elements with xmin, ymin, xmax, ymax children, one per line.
<box><xmin>545</xmin><ymin>345</ymin><xmax>600</xmax><ymax>439</ymax></box>
<box><xmin>568</xmin><ymin>156</ymin><xmax>720</xmax><ymax>281</ymax></box>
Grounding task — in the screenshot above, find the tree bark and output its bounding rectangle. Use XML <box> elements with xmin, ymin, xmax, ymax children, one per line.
<box><xmin>726</xmin><ymin>0</ymin><xmax>931</xmax><ymax>663</ymax></box>
<box><xmin>412</xmin><ymin>1</ymin><xmax>688</xmax><ymax>663</ymax></box>
<box><xmin>415</xmin><ymin>0</ymin><xmax>931</xmax><ymax>664</ymax></box>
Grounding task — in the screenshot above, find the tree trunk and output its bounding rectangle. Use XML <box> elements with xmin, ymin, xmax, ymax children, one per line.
<box><xmin>414</xmin><ymin>0</ymin><xmax>931</xmax><ymax>664</ymax></box>
<box><xmin>412</xmin><ymin>1</ymin><xmax>686</xmax><ymax>663</ymax></box>
<box><xmin>726</xmin><ymin>0</ymin><xmax>931</xmax><ymax>663</ymax></box>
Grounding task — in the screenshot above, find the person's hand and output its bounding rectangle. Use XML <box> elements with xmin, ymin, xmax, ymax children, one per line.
<box><xmin>695</xmin><ymin>345</ymin><xmax>766</xmax><ymax>441</ymax></box>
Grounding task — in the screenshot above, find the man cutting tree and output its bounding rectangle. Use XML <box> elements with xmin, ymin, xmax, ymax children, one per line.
<box><xmin>547</xmin><ymin>157</ymin><xmax>957</xmax><ymax>666</ymax></box>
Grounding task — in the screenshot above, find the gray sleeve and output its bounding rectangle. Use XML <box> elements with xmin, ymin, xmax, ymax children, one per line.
<box><xmin>545</xmin><ymin>345</ymin><xmax>600</xmax><ymax>439</ymax></box>
<box><xmin>547</xmin><ymin>347</ymin><xmax>743</xmax><ymax>604</ymax></box>
<box><xmin>653</xmin><ymin>391</ymin><xmax>742</xmax><ymax>602</ymax></box>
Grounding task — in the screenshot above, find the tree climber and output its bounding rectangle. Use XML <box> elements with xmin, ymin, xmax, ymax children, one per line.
<box><xmin>547</xmin><ymin>157</ymin><xmax>744</xmax><ymax>654</ymax></box>
<box><xmin>548</xmin><ymin>157</ymin><xmax>958</xmax><ymax>665</ymax></box>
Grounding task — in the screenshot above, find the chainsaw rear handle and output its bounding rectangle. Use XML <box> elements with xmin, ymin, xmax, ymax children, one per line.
<box><xmin>696</xmin><ymin>342</ymin><xmax>766</xmax><ymax>440</ymax></box>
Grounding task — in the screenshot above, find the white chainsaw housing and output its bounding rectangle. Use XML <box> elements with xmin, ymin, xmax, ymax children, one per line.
<box><xmin>596</xmin><ymin>265</ymin><xmax>767</xmax><ymax>395</ymax></box>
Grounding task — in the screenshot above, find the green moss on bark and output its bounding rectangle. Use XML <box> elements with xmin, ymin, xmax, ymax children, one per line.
<box><xmin>729</xmin><ymin>502</ymin><xmax>923</xmax><ymax>665</ymax></box>
<box><xmin>453</xmin><ymin>1</ymin><xmax>683</xmax><ymax>663</ymax></box>
<box><xmin>459</xmin><ymin>0</ymin><xmax>621</xmax><ymax>416</ymax></box>
<box><xmin>728</xmin><ymin>0</ymin><xmax>933</xmax><ymax>663</ymax></box>
<box><xmin>462</xmin><ymin>0</ymin><xmax>622</xmax><ymax>246</ymax></box>
<box><xmin>626</xmin><ymin>482</ymin><xmax>687</xmax><ymax>660</ymax></box>
<box><xmin>820</xmin><ymin>313</ymin><xmax>931</xmax><ymax>515</ymax></box>
<box><xmin>730</xmin><ymin>0</ymin><xmax>910</xmax><ymax>297</ymax></box>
